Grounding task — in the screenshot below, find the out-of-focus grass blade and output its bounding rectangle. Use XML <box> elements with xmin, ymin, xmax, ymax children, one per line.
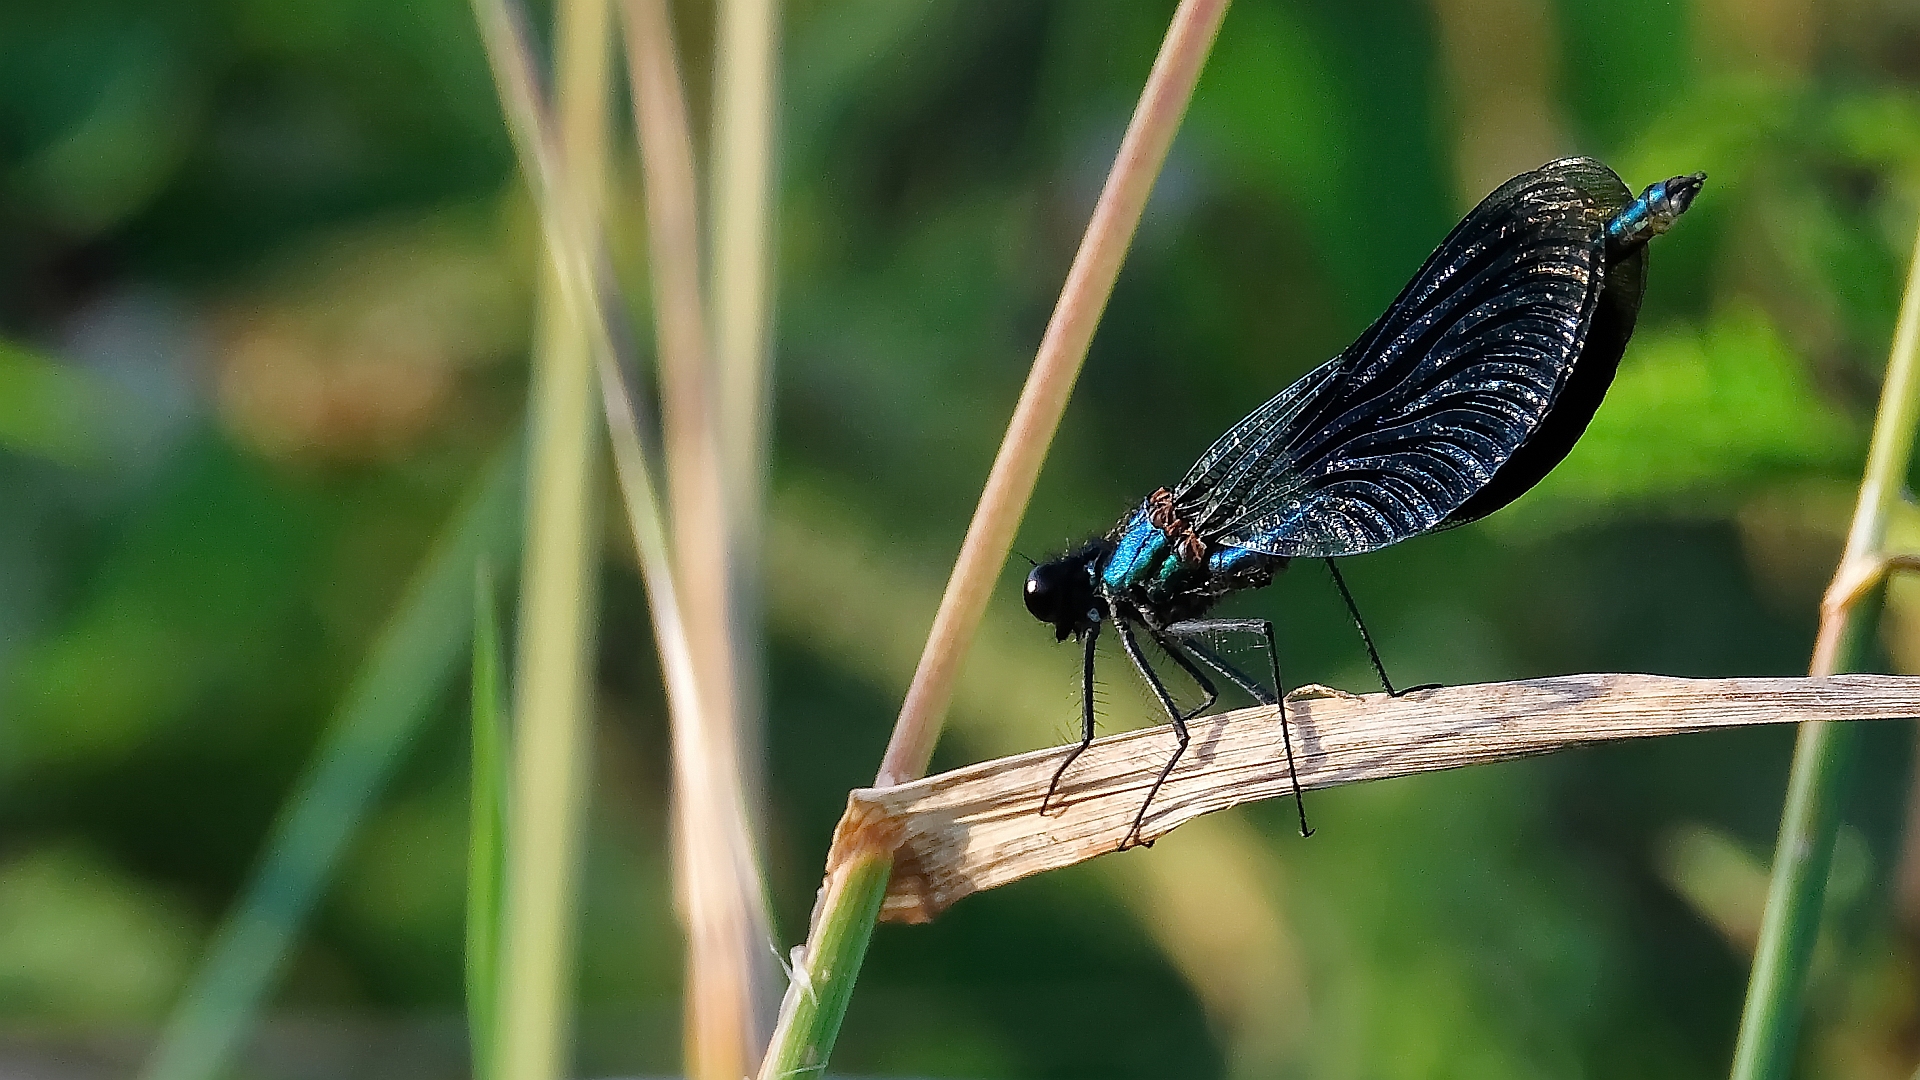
<box><xmin>0</xmin><ymin>339</ymin><xmax>105</xmax><ymax>465</ymax></box>
<box><xmin>467</xmin><ymin>563</ymin><xmax>510</xmax><ymax>1080</ymax></box>
<box><xmin>137</xmin><ymin>440</ymin><xmax>524</xmax><ymax>1080</ymax></box>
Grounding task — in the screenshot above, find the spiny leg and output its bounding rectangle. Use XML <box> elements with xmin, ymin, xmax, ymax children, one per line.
<box><xmin>1041</xmin><ymin>619</ymin><xmax>1102</xmax><ymax>815</ymax></box>
<box><xmin>1324</xmin><ymin>558</ymin><xmax>1439</xmax><ymax>697</ymax></box>
<box><xmin>1114</xmin><ymin>618</ymin><xmax>1192</xmax><ymax>850</ymax></box>
<box><xmin>1164</xmin><ymin>617</ymin><xmax>1313</xmax><ymax>838</ymax></box>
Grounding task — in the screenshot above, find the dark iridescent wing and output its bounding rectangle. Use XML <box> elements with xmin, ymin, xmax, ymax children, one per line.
<box><xmin>1172</xmin><ymin>158</ymin><xmax>1629</xmax><ymax>558</ymax></box>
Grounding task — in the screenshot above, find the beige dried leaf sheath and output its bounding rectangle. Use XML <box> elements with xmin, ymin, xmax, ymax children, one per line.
<box><xmin>825</xmin><ymin>674</ymin><xmax>1920</xmax><ymax>923</ymax></box>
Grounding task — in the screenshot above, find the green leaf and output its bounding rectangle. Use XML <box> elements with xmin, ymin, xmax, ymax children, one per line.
<box><xmin>467</xmin><ymin>562</ymin><xmax>510</xmax><ymax>1080</ymax></box>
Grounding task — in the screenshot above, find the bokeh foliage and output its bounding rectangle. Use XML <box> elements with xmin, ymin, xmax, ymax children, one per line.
<box><xmin>5</xmin><ymin>0</ymin><xmax>1920</xmax><ymax>1077</ymax></box>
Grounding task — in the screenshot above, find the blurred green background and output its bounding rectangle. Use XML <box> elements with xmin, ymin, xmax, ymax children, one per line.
<box><xmin>5</xmin><ymin>0</ymin><xmax>1920</xmax><ymax>1077</ymax></box>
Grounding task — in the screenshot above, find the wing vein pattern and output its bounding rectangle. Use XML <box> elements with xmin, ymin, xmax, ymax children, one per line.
<box><xmin>1172</xmin><ymin>161</ymin><xmax>1620</xmax><ymax>558</ymax></box>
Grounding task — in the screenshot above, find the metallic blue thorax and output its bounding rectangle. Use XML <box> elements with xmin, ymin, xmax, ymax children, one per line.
<box><xmin>1100</xmin><ymin>508</ymin><xmax>1169</xmax><ymax>590</ymax></box>
<box><xmin>1099</xmin><ymin>503</ymin><xmax>1264</xmax><ymax>594</ymax></box>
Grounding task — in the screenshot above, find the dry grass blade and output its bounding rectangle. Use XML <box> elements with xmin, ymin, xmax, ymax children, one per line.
<box><xmin>621</xmin><ymin>0</ymin><xmax>776</xmax><ymax>1074</ymax></box>
<box><xmin>707</xmin><ymin>3</ymin><xmax>779</xmax><ymax>837</ymax></box>
<box><xmin>469</xmin><ymin>0</ymin><xmax>679</xmax><ymax>679</ymax></box>
<box><xmin>599</xmin><ymin>353</ymin><xmax>774</xmax><ymax>1080</ymax></box>
<box><xmin>469</xmin><ymin>0</ymin><xmax>689</xmax><ymax>732</ymax></box>
<box><xmin>846</xmin><ymin>674</ymin><xmax>1920</xmax><ymax>923</ymax></box>
<box><xmin>623</xmin><ymin>0</ymin><xmax>740</xmax><ymax>740</ymax></box>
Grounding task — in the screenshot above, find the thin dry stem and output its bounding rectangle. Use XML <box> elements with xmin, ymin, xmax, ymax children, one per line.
<box><xmin>623</xmin><ymin>0</ymin><xmax>741</xmax><ymax>742</ymax></box>
<box><xmin>598</xmin><ymin>352</ymin><xmax>773</xmax><ymax>1080</ymax></box>
<box><xmin>754</xmin><ymin>6</ymin><xmax>1232</xmax><ymax>1075</ymax></box>
<box><xmin>1826</xmin><ymin>553</ymin><xmax>1920</xmax><ymax>616</ymax></box>
<box><xmin>875</xmin><ymin>0</ymin><xmax>1232</xmax><ymax>789</ymax></box>
<box><xmin>849</xmin><ymin>674</ymin><xmax>1920</xmax><ymax>923</ymax></box>
<box><xmin>621</xmin><ymin>0</ymin><xmax>775</xmax><ymax>1073</ymax></box>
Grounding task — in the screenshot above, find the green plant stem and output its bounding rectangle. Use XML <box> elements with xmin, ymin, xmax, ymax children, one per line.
<box><xmin>1731</xmin><ymin>723</ymin><xmax>1857</xmax><ymax>1079</ymax></box>
<box><xmin>137</xmin><ymin>444</ymin><xmax>523</xmax><ymax>1080</ymax></box>
<box><xmin>754</xmin><ymin>852</ymin><xmax>890</xmax><ymax>1080</ymax></box>
<box><xmin>1730</xmin><ymin>219</ymin><xmax>1920</xmax><ymax>1080</ymax></box>
<box><xmin>494</xmin><ymin>0</ymin><xmax>613</xmax><ymax>1073</ymax></box>
<box><xmin>752</xmin><ymin>3</ymin><xmax>1231</xmax><ymax>1076</ymax></box>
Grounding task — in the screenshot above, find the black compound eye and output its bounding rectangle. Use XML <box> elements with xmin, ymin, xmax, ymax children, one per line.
<box><xmin>1025</xmin><ymin>557</ymin><xmax>1095</xmax><ymax>630</ymax></box>
<box><xmin>1023</xmin><ymin>567</ymin><xmax>1057</xmax><ymax>622</ymax></box>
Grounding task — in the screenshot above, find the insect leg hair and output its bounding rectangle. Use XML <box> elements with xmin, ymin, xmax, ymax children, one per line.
<box><xmin>1041</xmin><ymin>619</ymin><xmax>1102</xmax><ymax>815</ymax></box>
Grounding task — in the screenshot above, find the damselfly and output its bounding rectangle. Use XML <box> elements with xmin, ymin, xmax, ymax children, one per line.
<box><xmin>1024</xmin><ymin>157</ymin><xmax>1705</xmax><ymax>848</ymax></box>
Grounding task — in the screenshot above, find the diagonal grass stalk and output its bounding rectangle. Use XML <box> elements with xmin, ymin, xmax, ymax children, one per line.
<box><xmin>753</xmin><ymin>3</ymin><xmax>1232</xmax><ymax>1076</ymax></box>
<box><xmin>136</xmin><ymin>443</ymin><xmax>523</xmax><ymax>1080</ymax></box>
<box><xmin>1730</xmin><ymin>219</ymin><xmax>1920</xmax><ymax>1079</ymax></box>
